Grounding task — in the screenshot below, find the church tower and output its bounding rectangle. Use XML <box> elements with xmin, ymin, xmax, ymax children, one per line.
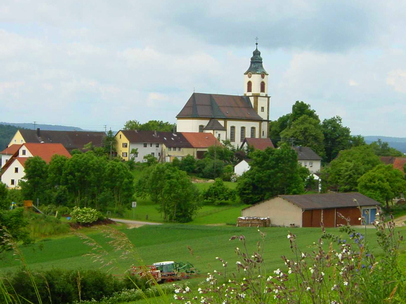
<box><xmin>244</xmin><ymin>43</ymin><xmax>270</xmax><ymax>138</ymax></box>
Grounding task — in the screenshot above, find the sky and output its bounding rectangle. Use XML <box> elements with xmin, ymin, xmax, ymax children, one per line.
<box><xmin>1</xmin><ymin>0</ymin><xmax>406</xmax><ymax>136</ymax></box>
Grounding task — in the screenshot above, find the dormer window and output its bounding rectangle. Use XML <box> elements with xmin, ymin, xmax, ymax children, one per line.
<box><xmin>261</xmin><ymin>81</ymin><xmax>265</xmax><ymax>93</ymax></box>
<box><xmin>199</xmin><ymin>125</ymin><xmax>204</xmax><ymax>133</ymax></box>
<box><xmin>247</xmin><ymin>81</ymin><xmax>252</xmax><ymax>92</ymax></box>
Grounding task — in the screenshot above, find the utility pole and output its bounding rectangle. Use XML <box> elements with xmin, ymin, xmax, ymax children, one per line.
<box><xmin>104</xmin><ymin>125</ymin><xmax>107</xmax><ymax>133</ymax></box>
<box><xmin>33</xmin><ymin>121</ymin><xmax>36</xmax><ymax>130</ymax></box>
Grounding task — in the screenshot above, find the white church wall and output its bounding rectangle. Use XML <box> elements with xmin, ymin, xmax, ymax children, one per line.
<box><xmin>244</xmin><ymin>74</ymin><xmax>268</xmax><ymax>97</ymax></box>
<box><xmin>228</xmin><ymin>120</ymin><xmax>261</xmax><ymax>148</ymax></box>
<box><xmin>177</xmin><ymin>119</ymin><xmax>210</xmax><ymax>133</ymax></box>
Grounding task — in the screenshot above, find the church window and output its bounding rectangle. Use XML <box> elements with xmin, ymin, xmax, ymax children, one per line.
<box><xmin>251</xmin><ymin>127</ymin><xmax>256</xmax><ymax>138</ymax></box>
<box><xmin>230</xmin><ymin>126</ymin><xmax>236</xmax><ymax>142</ymax></box>
<box><xmin>261</xmin><ymin>81</ymin><xmax>265</xmax><ymax>93</ymax></box>
<box><xmin>240</xmin><ymin>127</ymin><xmax>246</xmax><ymax>142</ymax></box>
<box><xmin>247</xmin><ymin>81</ymin><xmax>252</xmax><ymax>92</ymax></box>
<box><xmin>199</xmin><ymin>125</ymin><xmax>204</xmax><ymax>133</ymax></box>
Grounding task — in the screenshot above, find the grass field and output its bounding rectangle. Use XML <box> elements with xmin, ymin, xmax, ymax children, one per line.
<box><xmin>2</xmin><ymin>224</ymin><xmax>404</xmax><ymax>279</ymax></box>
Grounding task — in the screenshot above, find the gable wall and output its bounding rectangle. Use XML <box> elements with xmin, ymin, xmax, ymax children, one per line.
<box><xmin>1</xmin><ymin>160</ymin><xmax>25</xmax><ymax>188</ymax></box>
<box><xmin>8</xmin><ymin>131</ymin><xmax>25</xmax><ymax>147</ymax></box>
<box><xmin>115</xmin><ymin>131</ymin><xmax>130</xmax><ymax>160</ymax></box>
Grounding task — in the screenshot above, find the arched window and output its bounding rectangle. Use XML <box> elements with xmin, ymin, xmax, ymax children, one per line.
<box><xmin>247</xmin><ymin>81</ymin><xmax>252</xmax><ymax>92</ymax></box>
<box><xmin>251</xmin><ymin>127</ymin><xmax>256</xmax><ymax>138</ymax></box>
<box><xmin>261</xmin><ymin>81</ymin><xmax>265</xmax><ymax>93</ymax></box>
<box><xmin>240</xmin><ymin>127</ymin><xmax>246</xmax><ymax>142</ymax></box>
<box><xmin>199</xmin><ymin>125</ymin><xmax>204</xmax><ymax>133</ymax></box>
<box><xmin>230</xmin><ymin>126</ymin><xmax>236</xmax><ymax>142</ymax></box>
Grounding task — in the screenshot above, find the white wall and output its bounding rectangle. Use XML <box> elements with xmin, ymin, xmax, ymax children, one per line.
<box><xmin>129</xmin><ymin>142</ymin><xmax>162</xmax><ymax>162</ymax></box>
<box><xmin>228</xmin><ymin>120</ymin><xmax>261</xmax><ymax>148</ymax></box>
<box><xmin>177</xmin><ymin>119</ymin><xmax>210</xmax><ymax>133</ymax></box>
<box><xmin>18</xmin><ymin>146</ymin><xmax>32</xmax><ymax>158</ymax></box>
<box><xmin>1</xmin><ymin>159</ymin><xmax>25</xmax><ymax>188</ymax></box>
<box><xmin>298</xmin><ymin>160</ymin><xmax>321</xmax><ymax>173</ymax></box>
<box><xmin>234</xmin><ymin>160</ymin><xmax>250</xmax><ymax>177</ymax></box>
<box><xmin>242</xmin><ymin>197</ymin><xmax>303</xmax><ymax>227</ymax></box>
<box><xmin>1</xmin><ymin>155</ymin><xmax>12</xmax><ymax>168</ymax></box>
<box><xmin>243</xmin><ymin>74</ymin><xmax>268</xmax><ymax>97</ymax></box>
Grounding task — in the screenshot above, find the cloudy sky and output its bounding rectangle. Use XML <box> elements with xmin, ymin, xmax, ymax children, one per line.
<box><xmin>1</xmin><ymin>0</ymin><xmax>406</xmax><ymax>136</ymax></box>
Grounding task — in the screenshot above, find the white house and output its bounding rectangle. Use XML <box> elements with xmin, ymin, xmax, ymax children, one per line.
<box><xmin>293</xmin><ymin>146</ymin><xmax>322</xmax><ymax>173</ymax></box>
<box><xmin>234</xmin><ymin>159</ymin><xmax>251</xmax><ymax>177</ymax></box>
<box><xmin>176</xmin><ymin>43</ymin><xmax>270</xmax><ymax>148</ymax></box>
<box><xmin>0</xmin><ymin>143</ymin><xmax>71</xmax><ymax>188</ymax></box>
<box><xmin>0</xmin><ymin>144</ymin><xmax>21</xmax><ymax>168</ymax></box>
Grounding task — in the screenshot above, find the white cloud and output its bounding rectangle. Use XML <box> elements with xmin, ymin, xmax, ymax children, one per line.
<box><xmin>386</xmin><ymin>69</ymin><xmax>406</xmax><ymax>93</ymax></box>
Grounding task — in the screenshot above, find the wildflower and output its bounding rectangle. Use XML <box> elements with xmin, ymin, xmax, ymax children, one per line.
<box><xmin>174</xmin><ymin>294</ymin><xmax>178</xmax><ymax>300</ymax></box>
<box><xmin>216</xmin><ymin>257</ymin><xmax>219</xmax><ymax>260</ymax></box>
<box><xmin>185</xmin><ymin>286</ymin><xmax>190</xmax><ymax>292</ymax></box>
<box><xmin>306</xmin><ymin>287</ymin><xmax>311</xmax><ymax>291</ymax></box>
<box><xmin>175</xmin><ymin>289</ymin><xmax>180</xmax><ymax>294</ymax></box>
<box><xmin>301</xmin><ymin>252</ymin><xmax>305</xmax><ymax>258</ymax></box>
<box><xmin>274</xmin><ymin>269</ymin><xmax>281</xmax><ymax>275</ymax></box>
<box><xmin>376</xmin><ymin>212</ymin><xmax>380</xmax><ymax>216</ymax></box>
<box><xmin>239</xmin><ymin>293</ymin><xmax>246</xmax><ymax>298</ymax></box>
<box><xmin>274</xmin><ymin>289</ymin><xmax>279</xmax><ymax>294</ymax></box>
<box><xmin>344</xmin><ymin>281</ymin><xmax>348</xmax><ymax>286</ymax></box>
<box><xmin>321</xmin><ymin>272</ymin><xmax>325</xmax><ymax>276</ymax></box>
<box><xmin>267</xmin><ymin>276</ymin><xmax>273</xmax><ymax>281</ymax></box>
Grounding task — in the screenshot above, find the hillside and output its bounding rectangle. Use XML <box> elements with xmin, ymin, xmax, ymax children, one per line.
<box><xmin>0</xmin><ymin>125</ymin><xmax>19</xmax><ymax>151</ymax></box>
<box><xmin>364</xmin><ymin>135</ymin><xmax>406</xmax><ymax>153</ymax></box>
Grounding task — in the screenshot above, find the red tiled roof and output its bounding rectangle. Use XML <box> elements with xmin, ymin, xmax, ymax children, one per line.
<box><xmin>393</xmin><ymin>158</ymin><xmax>406</xmax><ymax>172</ymax></box>
<box><xmin>16</xmin><ymin>157</ymin><xmax>29</xmax><ymax>167</ymax></box>
<box><xmin>243</xmin><ymin>138</ymin><xmax>274</xmax><ymax>151</ymax></box>
<box><xmin>23</xmin><ymin>143</ymin><xmax>71</xmax><ymax>163</ymax></box>
<box><xmin>1</xmin><ymin>144</ymin><xmax>22</xmax><ymax>155</ymax></box>
<box><xmin>181</xmin><ymin>132</ymin><xmax>220</xmax><ymax>148</ymax></box>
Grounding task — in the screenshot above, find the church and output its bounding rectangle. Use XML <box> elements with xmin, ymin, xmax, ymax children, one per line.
<box><xmin>176</xmin><ymin>44</ymin><xmax>270</xmax><ymax>148</ymax></box>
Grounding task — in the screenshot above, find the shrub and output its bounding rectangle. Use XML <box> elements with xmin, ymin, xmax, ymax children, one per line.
<box><xmin>71</xmin><ymin>207</ymin><xmax>100</xmax><ymax>224</ymax></box>
<box><xmin>202</xmin><ymin>178</ymin><xmax>236</xmax><ymax>205</ymax></box>
<box><xmin>222</xmin><ymin>164</ymin><xmax>234</xmax><ymax>181</ymax></box>
<box><xmin>25</xmin><ymin>212</ymin><xmax>70</xmax><ymax>238</ymax></box>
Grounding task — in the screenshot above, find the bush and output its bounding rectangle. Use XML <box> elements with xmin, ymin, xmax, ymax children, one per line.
<box><xmin>222</xmin><ymin>164</ymin><xmax>234</xmax><ymax>181</ymax></box>
<box><xmin>202</xmin><ymin>178</ymin><xmax>236</xmax><ymax>205</ymax></box>
<box><xmin>179</xmin><ymin>155</ymin><xmax>196</xmax><ymax>173</ymax></box>
<box><xmin>25</xmin><ymin>212</ymin><xmax>70</xmax><ymax>238</ymax></box>
<box><xmin>71</xmin><ymin>206</ymin><xmax>100</xmax><ymax>224</ymax></box>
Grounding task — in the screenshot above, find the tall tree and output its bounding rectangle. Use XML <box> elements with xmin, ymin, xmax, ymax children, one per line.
<box><xmin>322</xmin><ymin>116</ymin><xmax>352</xmax><ymax>163</ymax></box>
<box><xmin>290</xmin><ymin>101</ymin><xmax>320</xmax><ymax>124</ymax></box>
<box><xmin>325</xmin><ymin>145</ymin><xmax>381</xmax><ymax>192</ymax></box>
<box><xmin>358</xmin><ymin>164</ymin><xmax>406</xmax><ymax>209</ymax></box>
<box><xmin>280</xmin><ymin>115</ymin><xmax>325</xmax><ymax>157</ymax></box>
<box><xmin>237</xmin><ymin>144</ymin><xmax>305</xmax><ymax>205</ymax></box>
<box><xmin>369</xmin><ymin>139</ymin><xmax>403</xmax><ymax>157</ymax></box>
<box><xmin>20</xmin><ymin>156</ymin><xmax>48</xmax><ymax>203</ymax></box>
<box><xmin>269</xmin><ymin>114</ymin><xmax>291</xmax><ymax>147</ymax></box>
<box><xmin>124</xmin><ymin>120</ymin><xmax>175</xmax><ymax>132</ymax></box>
<box><xmin>0</xmin><ymin>183</ymin><xmax>8</xmax><ymax>210</ymax></box>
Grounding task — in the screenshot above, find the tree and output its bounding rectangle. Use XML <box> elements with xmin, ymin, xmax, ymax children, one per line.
<box><xmin>369</xmin><ymin>139</ymin><xmax>403</xmax><ymax>157</ymax></box>
<box><xmin>102</xmin><ymin>130</ymin><xmax>117</xmax><ymax>157</ymax></box>
<box><xmin>179</xmin><ymin>155</ymin><xmax>196</xmax><ymax>173</ymax></box>
<box><xmin>0</xmin><ymin>183</ymin><xmax>9</xmax><ymax>210</ymax></box>
<box><xmin>0</xmin><ymin>208</ymin><xmax>30</xmax><ymax>253</ymax></box>
<box><xmin>136</xmin><ymin>163</ymin><xmax>200</xmax><ymax>222</ymax></box>
<box><xmin>269</xmin><ymin>114</ymin><xmax>291</xmax><ymax>147</ymax></box>
<box><xmin>358</xmin><ymin>164</ymin><xmax>406</xmax><ymax>210</ymax></box>
<box><xmin>322</xmin><ymin>116</ymin><xmax>352</xmax><ymax>163</ymax></box>
<box><xmin>280</xmin><ymin>115</ymin><xmax>325</xmax><ymax>157</ymax></box>
<box><xmin>47</xmin><ymin>155</ymin><xmax>69</xmax><ymax>188</ymax></box>
<box><xmin>124</xmin><ymin>120</ymin><xmax>175</xmax><ymax>132</ymax></box>
<box><xmin>203</xmin><ymin>178</ymin><xmax>236</xmax><ymax>205</ymax></box>
<box><xmin>237</xmin><ymin>144</ymin><xmax>305</xmax><ymax>205</ymax></box>
<box><xmin>325</xmin><ymin>145</ymin><xmax>381</xmax><ymax>192</ymax></box>
<box><xmin>290</xmin><ymin>101</ymin><xmax>320</xmax><ymax>124</ymax></box>
<box><xmin>20</xmin><ymin>156</ymin><xmax>48</xmax><ymax>203</ymax></box>
<box><xmin>350</xmin><ymin>135</ymin><xmax>366</xmax><ymax>147</ymax></box>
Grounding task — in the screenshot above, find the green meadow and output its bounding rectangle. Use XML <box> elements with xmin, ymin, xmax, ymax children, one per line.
<box><xmin>1</xmin><ymin>224</ymin><xmax>404</xmax><ymax>278</ymax></box>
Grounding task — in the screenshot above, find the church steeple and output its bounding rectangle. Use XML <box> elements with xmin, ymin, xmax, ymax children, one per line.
<box><xmin>245</xmin><ymin>43</ymin><xmax>268</xmax><ymax>75</ymax></box>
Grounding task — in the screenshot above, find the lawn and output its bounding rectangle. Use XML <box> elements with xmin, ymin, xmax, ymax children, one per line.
<box><xmin>2</xmin><ymin>224</ymin><xmax>404</xmax><ymax>279</ymax></box>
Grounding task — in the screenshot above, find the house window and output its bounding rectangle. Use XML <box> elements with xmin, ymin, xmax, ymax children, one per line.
<box><xmin>199</xmin><ymin>125</ymin><xmax>204</xmax><ymax>133</ymax></box>
<box><xmin>230</xmin><ymin>126</ymin><xmax>236</xmax><ymax>142</ymax></box>
<box><xmin>122</xmin><ymin>143</ymin><xmax>128</xmax><ymax>148</ymax></box>
<box><xmin>143</xmin><ymin>143</ymin><xmax>147</xmax><ymax>147</ymax></box>
<box><xmin>122</xmin><ymin>152</ymin><xmax>127</xmax><ymax>157</ymax></box>
<box><xmin>240</xmin><ymin>127</ymin><xmax>246</xmax><ymax>142</ymax></box>
<box><xmin>251</xmin><ymin>127</ymin><xmax>256</xmax><ymax>138</ymax></box>
<box><xmin>150</xmin><ymin>143</ymin><xmax>152</xmax><ymax>147</ymax></box>
<box><xmin>14</xmin><ymin>167</ymin><xmax>18</xmax><ymax>173</ymax></box>
<box><xmin>262</xmin><ymin>131</ymin><xmax>264</xmax><ymax>136</ymax></box>
<box><xmin>217</xmin><ymin>134</ymin><xmax>221</xmax><ymax>140</ymax></box>
<box><xmin>22</xmin><ymin>150</ymin><xmax>26</xmax><ymax>156</ymax></box>
<box><xmin>119</xmin><ymin>134</ymin><xmax>121</xmax><ymax>139</ymax></box>
<box><xmin>309</xmin><ymin>162</ymin><xmax>313</xmax><ymax>167</ymax></box>
<box><xmin>304</xmin><ymin>162</ymin><xmax>307</xmax><ymax>167</ymax></box>
<box><xmin>178</xmin><ymin>148</ymin><xmax>181</xmax><ymax>151</ymax></box>
<box><xmin>168</xmin><ymin>147</ymin><xmax>172</xmax><ymax>151</ymax></box>
<box><xmin>11</xmin><ymin>179</ymin><xmax>15</xmax><ymax>185</ymax></box>
<box><xmin>261</xmin><ymin>81</ymin><xmax>265</xmax><ymax>93</ymax></box>
<box><xmin>247</xmin><ymin>81</ymin><xmax>252</xmax><ymax>92</ymax></box>
<box><xmin>158</xmin><ymin>152</ymin><xmax>161</xmax><ymax>157</ymax></box>
<box><xmin>261</xmin><ymin>107</ymin><xmax>264</xmax><ymax>112</ymax></box>
<box><xmin>156</xmin><ymin>143</ymin><xmax>159</xmax><ymax>147</ymax></box>
<box><xmin>151</xmin><ymin>152</ymin><xmax>155</xmax><ymax>157</ymax></box>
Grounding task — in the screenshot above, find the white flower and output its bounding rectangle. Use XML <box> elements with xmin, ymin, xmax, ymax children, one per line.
<box><xmin>344</xmin><ymin>281</ymin><xmax>348</xmax><ymax>286</ymax></box>
<box><xmin>274</xmin><ymin>269</ymin><xmax>281</xmax><ymax>275</ymax></box>
<box><xmin>287</xmin><ymin>234</ymin><xmax>292</xmax><ymax>239</ymax></box>
<box><xmin>239</xmin><ymin>293</ymin><xmax>246</xmax><ymax>298</ymax></box>
<box><xmin>301</xmin><ymin>252</ymin><xmax>306</xmax><ymax>258</ymax></box>
<box><xmin>321</xmin><ymin>272</ymin><xmax>325</xmax><ymax>276</ymax></box>
<box><xmin>376</xmin><ymin>213</ymin><xmax>380</xmax><ymax>216</ymax></box>
<box><xmin>175</xmin><ymin>289</ymin><xmax>180</xmax><ymax>294</ymax></box>
<box><xmin>173</xmin><ymin>294</ymin><xmax>178</xmax><ymax>300</ymax></box>
<box><xmin>288</xmin><ymin>269</ymin><xmax>292</xmax><ymax>274</ymax></box>
<box><xmin>274</xmin><ymin>289</ymin><xmax>279</xmax><ymax>294</ymax></box>
<box><xmin>267</xmin><ymin>276</ymin><xmax>273</xmax><ymax>281</ymax></box>
<box><xmin>216</xmin><ymin>257</ymin><xmax>219</xmax><ymax>260</ymax></box>
<box><xmin>358</xmin><ymin>217</ymin><xmax>362</xmax><ymax>221</ymax></box>
<box><xmin>185</xmin><ymin>286</ymin><xmax>190</xmax><ymax>292</ymax></box>
<box><xmin>306</xmin><ymin>287</ymin><xmax>311</xmax><ymax>291</ymax></box>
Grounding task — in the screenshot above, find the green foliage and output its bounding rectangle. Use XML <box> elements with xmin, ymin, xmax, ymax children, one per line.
<box><xmin>281</xmin><ymin>115</ymin><xmax>325</xmax><ymax>157</ymax></box>
<box><xmin>350</xmin><ymin>135</ymin><xmax>366</xmax><ymax>147</ymax></box>
<box><xmin>202</xmin><ymin>178</ymin><xmax>236</xmax><ymax>205</ymax></box>
<box><xmin>0</xmin><ymin>183</ymin><xmax>8</xmax><ymax>210</ymax></box>
<box><xmin>0</xmin><ymin>124</ymin><xmax>18</xmax><ymax>151</ymax></box>
<box><xmin>136</xmin><ymin>163</ymin><xmax>200</xmax><ymax>222</ymax></box>
<box><xmin>124</xmin><ymin>120</ymin><xmax>175</xmax><ymax>132</ymax></box>
<box><xmin>290</xmin><ymin>100</ymin><xmax>320</xmax><ymax>123</ymax></box>
<box><xmin>358</xmin><ymin>164</ymin><xmax>406</xmax><ymax>209</ymax></box>
<box><xmin>7</xmin><ymin>189</ymin><xmax>23</xmax><ymax>206</ymax></box>
<box><xmin>269</xmin><ymin>114</ymin><xmax>290</xmax><ymax>147</ymax></box>
<box><xmin>369</xmin><ymin>138</ymin><xmax>403</xmax><ymax>157</ymax></box>
<box><xmin>71</xmin><ymin>206</ymin><xmax>101</xmax><ymax>224</ymax></box>
<box><xmin>143</xmin><ymin>154</ymin><xmax>158</xmax><ymax>166</ymax></box>
<box><xmin>20</xmin><ymin>156</ymin><xmax>48</xmax><ymax>202</ymax></box>
<box><xmin>4</xmin><ymin>268</ymin><xmax>124</xmax><ymax>303</ymax></box>
<box><xmin>325</xmin><ymin>145</ymin><xmax>381</xmax><ymax>192</ymax></box>
<box><xmin>102</xmin><ymin>130</ymin><xmax>117</xmax><ymax>156</ymax></box>
<box><xmin>205</xmin><ymin>144</ymin><xmax>235</xmax><ymax>164</ymax></box>
<box><xmin>222</xmin><ymin>164</ymin><xmax>234</xmax><ymax>181</ymax></box>
<box><xmin>322</xmin><ymin>116</ymin><xmax>352</xmax><ymax>163</ymax></box>
<box><xmin>25</xmin><ymin>212</ymin><xmax>70</xmax><ymax>238</ymax></box>
<box><xmin>237</xmin><ymin>144</ymin><xmax>305</xmax><ymax>205</ymax></box>
<box><xmin>0</xmin><ymin>208</ymin><xmax>31</xmax><ymax>253</ymax></box>
<box><xmin>202</xmin><ymin>159</ymin><xmax>225</xmax><ymax>179</ymax></box>
<box><xmin>179</xmin><ymin>155</ymin><xmax>196</xmax><ymax>173</ymax></box>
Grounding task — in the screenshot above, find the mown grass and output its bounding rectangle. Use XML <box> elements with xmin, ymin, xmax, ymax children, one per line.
<box><xmin>2</xmin><ymin>224</ymin><xmax>404</xmax><ymax>279</ymax></box>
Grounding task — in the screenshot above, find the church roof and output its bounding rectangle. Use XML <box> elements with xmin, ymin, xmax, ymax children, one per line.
<box><xmin>176</xmin><ymin>93</ymin><xmax>263</xmax><ymax>121</ymax></box>
<box><xmin>204</xmin><ymin>119</ymin><xmax>226</xmax><ymax>131</ymax></box>
<box><xmin>245</xmin><ymin>44</ymin><xmax>268</xmax><ymax>75</ymax></box>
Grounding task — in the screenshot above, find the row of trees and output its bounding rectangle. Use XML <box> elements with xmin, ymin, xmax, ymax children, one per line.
<box><xmin>21</xmin><ymin>151</ymin><xmax>134</xmax><ymax>210</ymax></box>
<box><xmin>269</xmin><ymin>101</ymin><xmax>403</xmax><ymax>163</ymax></box>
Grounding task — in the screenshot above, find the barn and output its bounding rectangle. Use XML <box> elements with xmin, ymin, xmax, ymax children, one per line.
<box><xmin>241</xmin><ymin>193</ymin><xmax>380</xmax><ymax>227</ymax></box>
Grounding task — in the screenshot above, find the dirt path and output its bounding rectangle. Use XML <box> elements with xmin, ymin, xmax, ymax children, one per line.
<box><xmin>111</xmin><ymin>218</ymin><xmax>163</xmax><ymax>228</ymax></box>
<box><xmin>394</xmin><ymin>215</ymin><xmax>406</xmax><ymax>227</ymax></box>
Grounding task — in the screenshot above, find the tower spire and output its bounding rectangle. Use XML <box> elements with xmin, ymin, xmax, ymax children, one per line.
<box><xmin>255</xmin><ymin>37</ymin><xmax>258</xmax><ymax>49</ymax></box>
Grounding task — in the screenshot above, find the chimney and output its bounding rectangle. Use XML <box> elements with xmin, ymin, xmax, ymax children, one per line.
<box><xmin>37</xmin><ymin>128</ymin><xmax>40</xmax><ymax>137</ymax></box>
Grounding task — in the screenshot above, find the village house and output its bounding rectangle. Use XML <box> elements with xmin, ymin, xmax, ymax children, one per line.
<box><xmin>0</xmin><ymin>143</ymin><xmax>71</xmax><ymax>188</ymax></box>
<box><xmin>293</xmin><ymin>146</ymin><xmax>322</xmax><ymax>174</ymax></box>
<box><xmin>380</xmin><ymin>156</ymin><xmax>406</xmax><ymax>172</ymax></box>
<box><xmin>0</xmin><ymin>144</ymin><xmax>21</xmax><ymax>168</ymax></box>
<box><xmin>241</xmin><ymin>192</ymin><xmax>380</xmax><ymax>227</ymax></box>
<box><xmin>176</xmin><ymin>44</ymin><xmax>270</xmax><ymax>148</ymax></box>
<box><xmin>8</xmin><ymin>128</ymin><xmax>106</xmax><ymax>153</ymax></box>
